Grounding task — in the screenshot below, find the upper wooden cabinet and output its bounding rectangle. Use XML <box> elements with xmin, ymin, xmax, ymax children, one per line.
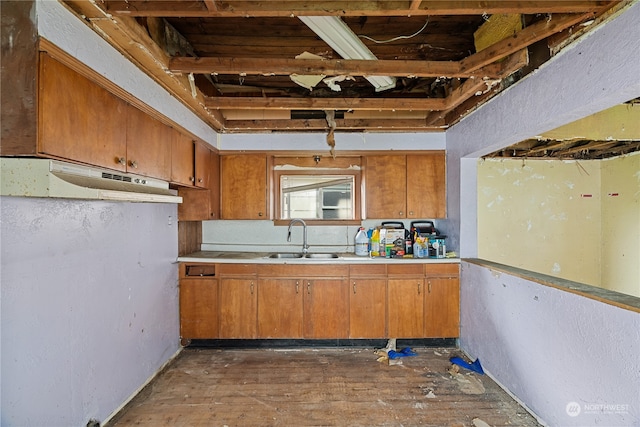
<box><xmin>126</xmin><ymin>104</ymin><xmax>172</xmax><ymax>180</ymax></box>
<box><xmin>38</xmin><ymin>53</ymin><xmax>128</xmax><ymax>171</ymax></box>
<box><xmin>220</xmin><ymin>153</ymin><xmax>268</xmax><ymax>219</ymax></box>
<box><xmin>178</xmin><ymin>147</ymin><xmax>220</xmax><ymax>221</ymax></box>
<box><xmin>365</xmin><ymin>153</ymin><xmax>446</xmax><ymax>219</ymax></box>
<box><xmin>171</xmin><ymin>131</ymin><xmax>196</xmax><ymax>186</ymax></box>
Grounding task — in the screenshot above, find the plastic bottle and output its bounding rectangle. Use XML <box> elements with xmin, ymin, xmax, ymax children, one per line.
<box><xmin>355</xmin><ymin>227</ymin><xmax>369</xmax><ymax>256</ymax></box>
<box><xmin>370</xmin><ymin>229</ymin><xmax>380</xmax><ymax>257</ymax></box>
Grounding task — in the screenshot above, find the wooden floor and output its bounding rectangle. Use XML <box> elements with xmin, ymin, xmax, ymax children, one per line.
<box><xmin>107</xmin><ymin>347</ymin><xmax>540</xmax><ymax>426</ymax></box>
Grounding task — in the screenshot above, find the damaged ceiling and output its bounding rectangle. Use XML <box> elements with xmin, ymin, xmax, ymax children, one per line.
<box><xmin>61</xmin><ymin>0</ymin><xmax>636</xmax><ymax>158</ymax></box>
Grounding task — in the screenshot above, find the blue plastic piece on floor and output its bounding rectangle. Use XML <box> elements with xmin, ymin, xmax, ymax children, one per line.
<box><xmin>387</xmin><ymin>347</ymin><xmax>418</xmax><ymax>359</ymax></box>
<box><xmin>450</xmin><ymin>356</ymin><xmax>484</xmax><ymax>374</ymax></box>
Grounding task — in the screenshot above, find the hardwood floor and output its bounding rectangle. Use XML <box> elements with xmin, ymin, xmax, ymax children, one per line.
<box><xmin>107</xmin><ymin>347</ymin><xmax>540</xmax><ymax>426</ymax></box>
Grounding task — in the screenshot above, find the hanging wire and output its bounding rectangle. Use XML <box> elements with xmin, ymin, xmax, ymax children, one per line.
<box><xmin>358</xmin><ymin>19</ymin><xmax>429</xmax><ymax>44</ymax></box>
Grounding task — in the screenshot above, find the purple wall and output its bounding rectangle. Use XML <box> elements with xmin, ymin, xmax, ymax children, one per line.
<box><xmin>0</xmin><ymin>197</ymin><xmax>181</xmax><ymax>425</ymax></box>
<box><xmin>460</xmin><ymin>261</ymin><xmax>640</xmax><ymax>426</ymax></box>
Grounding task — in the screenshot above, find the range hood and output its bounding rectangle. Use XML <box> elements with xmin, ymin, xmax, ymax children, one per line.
<box><xmin>1</xmin><ymin>158</ymin><xmax>182</xmax><ymax>203</ymax></box>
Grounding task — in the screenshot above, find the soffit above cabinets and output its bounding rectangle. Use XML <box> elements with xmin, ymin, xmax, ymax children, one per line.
<box><xmin>60</xmin><ymin>1</ymin><xmax>637</xmax><ymax>159</ymax></box>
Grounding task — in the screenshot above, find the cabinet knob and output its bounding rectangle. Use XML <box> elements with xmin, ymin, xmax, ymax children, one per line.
<box><xmin>198</xmin><ymin>178</ymin><xmax>203</xmax><ymax>183</ymax></box>
<box><xmin>258</xmin><ymin>212</ymin><xmax>263</xmax><ymax>217</ymax></box>
<box><xmin>129</xmin><ymin>160</ymin><xmax>138</xmax><ymax>169</ymax></box>
<box><xmin>117</xmin><ymin>157</ymin><xmax>126</xmax><ymax>166</ymax></box>
<box><xmin>409</xmin><ymin>211</ymin><xmax>414</xmax><ymax>216</ymax></box>
<box><xmin>189</xmin><ymin>176</ymin><xmax>195</xmax><ymax>182</ymax></box>
<box><xmin>399</xmin><ymin>211</ymin><xmax>404</xmax><ymax>217</ymax></box>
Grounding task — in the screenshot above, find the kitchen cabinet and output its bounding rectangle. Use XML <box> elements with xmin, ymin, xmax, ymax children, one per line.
<box><xmin>218</xmin><ymin>264</ymin><xmax>257</xmax><ymax>338</ymax></box>
<box><xmin>220</xmin><ymin>153</ymin><xmax>268</xmax><ymax>219</ymax></box>
<box><xmin>387</xmin><ymin>264</ymin><xmax>425</xmax><ymax>338</ymax></box>
<box><xmin>424</xmin><ymin>264</ymin><xmax>460</xmax><ymax>337</ymax></box>
<box><xmin>171</xmin><ymin>131</ymin><xmax>196</xmax><ymax>186</ymax></box>
<box><xmin>348</xmin><ymin>265</ymin><xmax>387</xmax><ymax>338</ymax></box>
<box><xmin>178</xmin><ymin>148</ymin><xmax>220</xmax><ymax>221</ymax></box>
<box><xmin>38</xmin><ymin>53</ymin><xmax>128</xmax><ymax>171</ymax></box>
<box><xmin>303</xmin><ymin>277</ymin><xmax>349</xmax><ymax>339</ymax></box>
<box><xmin>179</xmin><ymin>263</ymin><xmax>218</xmax><ymax>343</ymax></box>
<box><xmin>365</xmin><ymin>153</ymin><xmax>446</xmax><ymax>219</ymax></box>
<box><xmin>257</xmin><ymin>277</ymin><xmax>304</xmax><ymax>338</ymax></box>
<box><xmin>125</xmin><ymin>104</ymin><xmax>172</xmax><ymax>180</ymax></box>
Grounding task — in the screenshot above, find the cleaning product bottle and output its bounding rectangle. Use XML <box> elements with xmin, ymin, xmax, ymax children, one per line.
<box><xmin>370</xmin><ymin>228</ymin><xmax>380</xmax><ymax>257</ymax></box>
<box><xmin>355</xmin><ymin>227</ymin><xmax>369</xmax><ymax>256</ymax></box>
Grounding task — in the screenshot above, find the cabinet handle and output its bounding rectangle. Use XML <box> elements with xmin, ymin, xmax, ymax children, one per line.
<box><xmin>417</xmin><ymin>282</ymin><xmax>421</xmax><ymax>294</ymax></box>
<box><xmin>129</xmin><ymin>160</ymin><xmax>138</xmax><ymax>169</ymax></box>
<box><xmin>296</xmin><ymin>280</ymin><xmax>299</xmax><ymax>294</ymax></box>
<box><xmin>307</xmin><ymin>281</ymin><xmax>311</xmax><ymax>295</ymax></box>
<box><xmin>117</xmin><ymin>157</ymin><xmax>126</xmax><ymax>166</ymax></box>
<box><xmin>250</xmin><ymin>281</ymin><xmax>254</xmax><ymax>295</ymax></box>
<box><xmin>353</xmin><ymin>281</ymin><xmax>357</xmax><ymax>294</ymax></box>
<box><xmin>428</xmin><ymin>280</ymin><xmax>432</xmax><ymax>293</ymax></box>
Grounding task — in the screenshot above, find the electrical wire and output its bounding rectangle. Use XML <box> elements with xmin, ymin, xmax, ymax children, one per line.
<box><xmin>358</xmin><ymin>19</ymin><xmax>429</xmax><ymax>44</ymax></box>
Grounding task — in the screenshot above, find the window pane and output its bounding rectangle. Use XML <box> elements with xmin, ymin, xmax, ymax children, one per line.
<box><xmin>280</xmin><ymin>175</ymin><xmax>354</xmax><ymax>220</ymax></box>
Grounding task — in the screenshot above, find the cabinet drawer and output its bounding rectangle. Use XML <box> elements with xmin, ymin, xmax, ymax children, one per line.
<box><xmin>260</xmin><ymin>264</ymin><xmax>348</xmax><ymax>277</ymax></box>
<box><xmin>349</xmin><ymin>264</ymin><xmax>386</xmax><ymax>277</ymax></box>
<box><xmin>387</xmin><ymin>264</ymin><xmax>424</xmax><ymax>276</ymax></box>
<box><xmin>180</xmin><ymin>263</ymin><xmax>216</xmax><ymax>278</ymax></box>
<box><xmin>218</xmin><ymin>264</ymin><xmax>257</xmax><ymax>276</ymax></box>
<box><xmin>425</xmin><ymin>263</ymin><xmax>459</xmax><ymax>276</ymax></box>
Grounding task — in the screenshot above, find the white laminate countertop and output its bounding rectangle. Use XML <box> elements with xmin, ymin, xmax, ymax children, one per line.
<box><xmin>177</xmin><ymin>251</ymin><xmax>460</xmax><ymax>264</ymax></box>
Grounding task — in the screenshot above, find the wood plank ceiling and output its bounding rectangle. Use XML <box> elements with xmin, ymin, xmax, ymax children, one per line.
<box><xmin>62</xmin><ymin>1</ymin><xmax>634</xmax><ymax>158</ymax></box>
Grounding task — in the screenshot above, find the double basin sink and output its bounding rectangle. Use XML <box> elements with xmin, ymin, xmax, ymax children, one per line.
<box><xmin>267</xmin><ymin>252</ymin><xmax>339</xmax><ymax>259</ymax></box>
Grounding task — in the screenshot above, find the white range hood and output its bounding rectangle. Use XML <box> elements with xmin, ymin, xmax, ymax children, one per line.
<box><xmin>1</xmin><ymin>158</ymin><xmax>182</xmax><ymax>203</ymax></box>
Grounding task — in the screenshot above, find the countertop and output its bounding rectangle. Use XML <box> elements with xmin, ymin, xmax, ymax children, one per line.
<box><xmin>178</xmin><ymin>251</ymin><xmax>460</xmax><ymax>264</ymax></box>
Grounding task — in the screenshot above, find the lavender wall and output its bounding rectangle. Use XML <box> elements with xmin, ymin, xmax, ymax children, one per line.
<box><xmin>0</xmin><ymin>197</ymin><xmax>180</xmax><ymax>426</ymax></box>
<box><xmin>444</xmin><ymin>3</ymin><xmax>640</xmax><ymax>425</ymax></box>
<box><xmin>460</xmin><ymin>261</ymin><xmax>640</xmax><ymax>426</ymax></box>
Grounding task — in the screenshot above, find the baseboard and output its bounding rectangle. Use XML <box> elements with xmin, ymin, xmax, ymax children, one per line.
<box><xmin>186</xmin><ymin>338</ymin><xmax>457</xmax><ymax>349</ymax></box>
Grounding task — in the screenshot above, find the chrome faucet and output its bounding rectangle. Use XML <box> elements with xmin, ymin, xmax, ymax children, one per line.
<box><xmin>287</xmin><ymin>218</ymin><xmax>309</xmax><ymax>253</ymax></box>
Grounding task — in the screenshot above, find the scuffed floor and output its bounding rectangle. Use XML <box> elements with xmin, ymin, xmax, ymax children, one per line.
<box><xmin>107</xmin><ymin>347</ymin><xmax>541</xmax><ymax>426</ymax></box>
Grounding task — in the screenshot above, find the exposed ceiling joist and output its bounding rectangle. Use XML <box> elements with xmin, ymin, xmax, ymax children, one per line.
<box><xmin>104</xmin><ymin>0</ymin><xmax>612</xmax><ymax>17</ymax></box>
<box><xmin>223</xmin><ymin>118</ymin><xmax>444</xmax><ymax>132</ymax></box>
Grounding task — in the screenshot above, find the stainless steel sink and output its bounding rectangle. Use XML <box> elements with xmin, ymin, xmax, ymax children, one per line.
<box><xmin>305</xmin><ymin>253</ymin><xmax>339</xmax><ymax>259</ymax></box>
<box><xmin>267</xmin><ymin>253</ymin><xmax>304</xmax><ymax>259</ymax></box>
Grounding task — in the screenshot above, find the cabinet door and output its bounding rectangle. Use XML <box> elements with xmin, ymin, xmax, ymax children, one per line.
<box><xmin>180</xmin><ymin>278</ymin><xmax>218</xmax><ymax>340</ymax></box>
<box><xmin>126</xmin><ymin>104</ymin><xmax>172</xmax><ymax>180</ymax></box>
<box><xmin>387</xmin><ymin>278</ymin><xmax>424</xmax><ymax>338</ymax></box>
<box><xmin>424</xmin><ymin>276</ymin><xmax>459</xmax><ymax>337</ymax></box>
<box><xmin>38</xmin><ymin>53</ymin><xmax>127</xmax><ymax>171</ymax></box>
<box><xmin>258</xmin><ymin>278</ymin><xmax>304</xmax><ymax>338</ymax></box>
<box><xmin>219</xmin><ymin>278</ymin><xmax>257</xmax><ymax>338</ymax></box>
<box><xmin>208</xmin><ymin>150</ymin><xmax>220</xmax><ymax>219</ymax></box>
<box><xmin>303</xmin><ymin>278</ymin><xmax>349</xmax><ymax>339</ymax></box>
<box><xmin>220</xmin><ymin>154</ymin><xmax>268</xmax><ymax>219</ymax></box>
<box><xmin>365</xmin><ymin>155</ymin><xmax>407</xmax><ymax>218</ymax></box>
<box><xmin>349</xmin><ymin>278</ymin><xmax>386</xmax><ymax>338</ymax></box>
<box><xmin>406</xmin><ymin>153</ymin><xmax>446</xmax><ymax>218</ymax></box>
<box><xmin>194</xmin><ymin>142</ymin><xmax>211</xmax><ymax>188</ymax></box>
<box><xmin>171</xmin><ymin>131</ymin><xmax>195</xmax><ymax>186</ymax></box>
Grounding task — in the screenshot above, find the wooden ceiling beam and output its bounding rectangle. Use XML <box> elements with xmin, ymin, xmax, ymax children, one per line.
<box><xmin>222</xmin><ymin>118</ymin><xmax>443</xmax><ymax>132</ymax></box>
<box><xmin>206</xmin><ymin>96</ymin><xmax>447</xmax><ymax>111</ymax></box>
<box><xmin>170</xmin><ymin>57</ymin><xmax>465</xmax><ymax>78</ymax></box>
<box><xmin>104</xmin><ymin>1</ymin><xmax>614</xmax><ymax>17</ymax></box>
<box><xmin>169</xmin><ymin>56</ymin><xmax>525</xmax><ymax>79</ymax></box>
<box><xmin>460</xmin><ymin>12</ymin><xmax>594</xmax><ymax>73</ymax></box>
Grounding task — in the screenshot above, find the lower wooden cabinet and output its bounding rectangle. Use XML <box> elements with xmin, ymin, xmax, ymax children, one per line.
<box><xmin>178</xmin><ymin>261</ymin><xmax>459</xmax><ymax>342</ymax></box>
<box><xmin>303</xmin><ymin>277</ymin><xmax>349</xmax><ymax>339</ymax></box>
<box><xmin>180</xmin><ymin>277</ymin><xmax>218</xmax><ymax>340</ymax></box>
<box><xmin>257</xmin><ymin>278</ymin><xmax>304</xmax><ymax>338</ymax></box>
<box><xmin>349</xmin><ymin>265</ymin><xmax>386</xmax><ymax>338</ymax></box>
